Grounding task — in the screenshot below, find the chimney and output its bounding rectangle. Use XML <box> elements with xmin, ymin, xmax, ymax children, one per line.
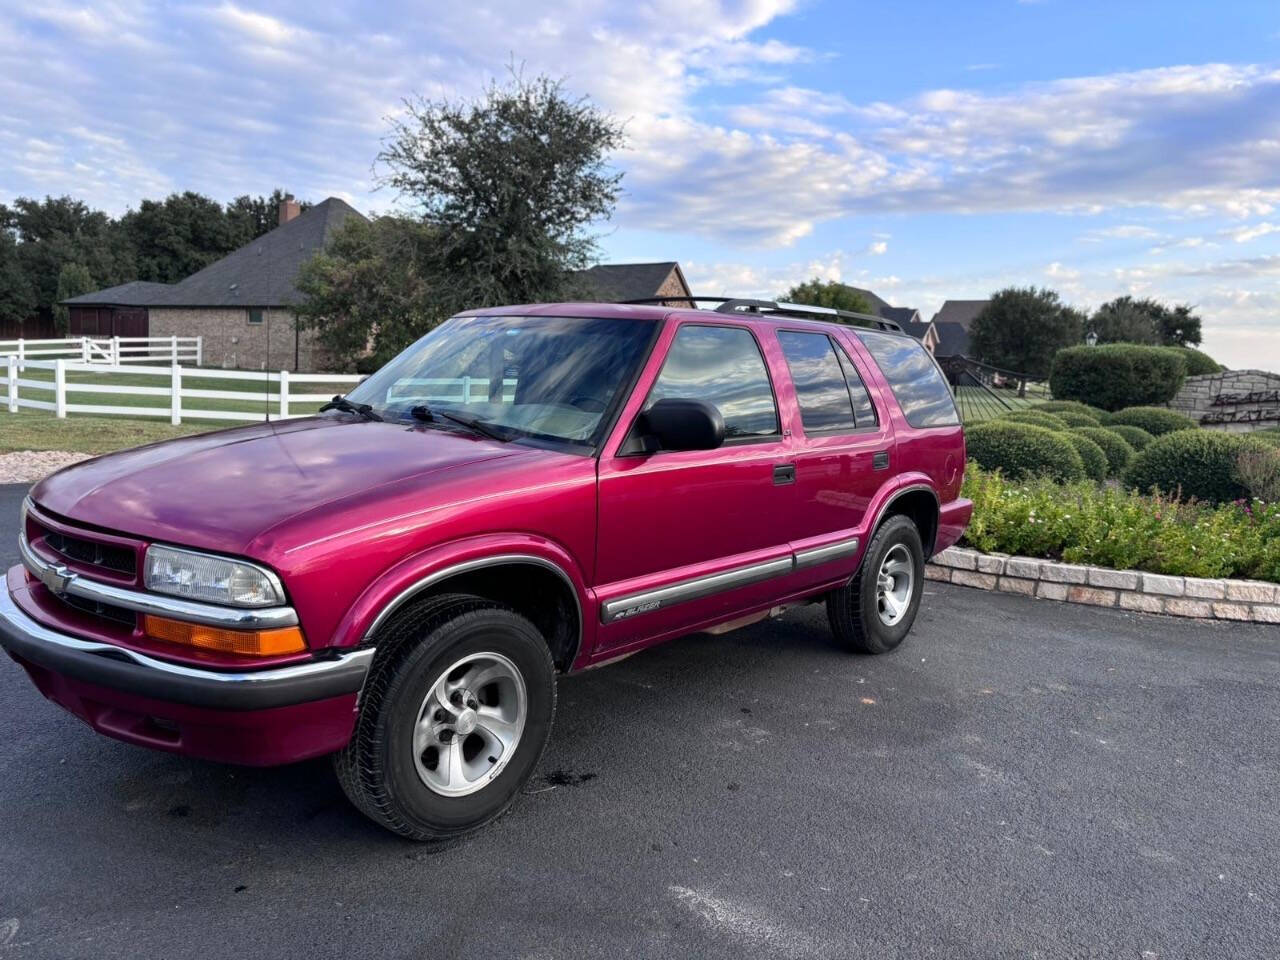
<box><xmin>278</xmin><ymin>195</ymin><xmax>301</xmax><ymax>226</ymax></box>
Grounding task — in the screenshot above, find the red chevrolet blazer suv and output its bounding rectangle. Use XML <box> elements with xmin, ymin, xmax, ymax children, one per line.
<box><xmin>2</xmin><ymin>298</ymin><xmax>971</xmax><ymax>840</ymax></box>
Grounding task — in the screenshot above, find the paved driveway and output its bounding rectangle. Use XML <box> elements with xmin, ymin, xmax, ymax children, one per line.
<box><xmin>0</xmin><ymin>483</ymin><xmax>1277</xmax><ymax>959</ymax></box>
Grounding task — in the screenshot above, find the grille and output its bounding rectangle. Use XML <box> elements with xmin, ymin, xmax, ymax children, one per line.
<box><xmin>59</xmin><ymin>594</ymin><xmax>138</xmax><ymax>627</ymax></box>
<box><xmin>39</xmin><ymin>527</ymin><xmax>136</xmax><ymax>576</ymax></box>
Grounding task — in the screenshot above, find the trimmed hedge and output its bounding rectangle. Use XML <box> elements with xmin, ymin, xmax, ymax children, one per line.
<box><xmin>1103</xmin><ymin>424</ymin><xmax>1155</xmax><ymax>451</ymax></box>
<box><xmin>1107</xmin><ymin>406</ymin><xmax>1198</xmax><ymax>436</ymax></box>
<box><xmin>1125</xmin><ymin>430</ymin><xmax>1271</xmax><ymax>502</ymax></box>
<box><xmin>1032</xmin><ymin>400</ymin><xmax>1106</xmax><ymax>422</ymax></box>
<box><xmin>1073</xmin><ymin>426</ymin><xmax>1135</xmax><ymax>476</ymax></box>
<box><xmin>965</xmin><ymin>420</ymin><xmax>1086</xmax><ymax>482</ymax></box>
<box><xmin>1055</xmin><ymin>410</ymin><xmax>1102</xmax><ymax>428</ymax></box>
<box><xmin>1049</xmin><ymin>344</ymin><xmax>1187</xmax><ymax>411</ymax></box>
<box><xmin>999</xmin><ymin>410</ymin><xmax>1070</xmax><ymax>431</ymax></box>
<box><xmin>1171</xmin><ymin>346</ymin><xmax>1223</xmax><ymax>376</ymax></box>
<box><xmin>1061</xmin><ymin>431</ymin><xmax>1108</xmax><ymax>481</ymax></box>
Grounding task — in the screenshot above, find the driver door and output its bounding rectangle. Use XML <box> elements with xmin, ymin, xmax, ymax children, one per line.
<box><xmin>594</xmin><ymin>321</ymin><xmax>798</xmax><ymax>652</ymax></box>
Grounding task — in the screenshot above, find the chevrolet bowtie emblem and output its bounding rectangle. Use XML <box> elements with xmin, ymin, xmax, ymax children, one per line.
<box><xmin>39</xmin><ymin>561</ymin><xmax>74</xmax><ymax>596</ymax></box>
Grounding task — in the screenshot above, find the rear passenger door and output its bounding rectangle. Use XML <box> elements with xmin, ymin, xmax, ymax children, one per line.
<box><xmin>774</xmin><ymin>329</ymin><xmax>894</xmax><ymax>583</ymax></box>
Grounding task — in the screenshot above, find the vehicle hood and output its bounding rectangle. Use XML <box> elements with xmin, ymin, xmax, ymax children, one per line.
<box><xmin>30</xmin><ymin>417</ymin><xmax>525</xmax><ymax>554</ymax></box>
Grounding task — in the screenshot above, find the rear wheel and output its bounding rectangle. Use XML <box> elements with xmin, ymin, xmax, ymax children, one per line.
<box><xmin>826</xmin><ymin>515</ymin><xmax>925</xmax><ymax>654</ymax></box>
<box><xmin>333</xmin><ymin>594</ymin><xmax>556</xmax><ymax>841</ymax></box>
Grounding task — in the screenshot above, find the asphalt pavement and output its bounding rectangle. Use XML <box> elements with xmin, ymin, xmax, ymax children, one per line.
<box><xmin>0</xmin><ymin>482</ymin><xmax>1277</xmax><ymax>959</ymax></box>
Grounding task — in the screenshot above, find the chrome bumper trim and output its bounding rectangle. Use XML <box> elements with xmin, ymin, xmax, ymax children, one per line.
<box><xmin>0</xmin><ymin>582</ymin><xmax>373</xmax><ymax>709</ymax></box>
<box><xmin>19</xmin><ymin>533</ymin><xmax>299</xmax><ymax>630</ymax></box>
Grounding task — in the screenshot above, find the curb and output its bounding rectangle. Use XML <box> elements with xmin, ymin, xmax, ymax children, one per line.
<box><xmin>927</xmin><ymin>547</ymin><xmax>1280</xmax><ymax>625</ymax></box>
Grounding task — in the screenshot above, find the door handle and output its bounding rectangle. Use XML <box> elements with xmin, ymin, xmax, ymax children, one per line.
<box><xmin>873</xmin><ymin>451</ymin><xmax>890</xmax><ymax>470</ymax></box>
<box><xmin>773</xmin><ymin>464</ymin><xmax>796</xmax><ymax>485</ymax></box>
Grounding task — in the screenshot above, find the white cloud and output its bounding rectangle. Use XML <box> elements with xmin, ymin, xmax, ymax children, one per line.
<box><xmin>1230</xmin><ymin>221</ymin><xmax>1280</xmax><ymax>243</ymax></box>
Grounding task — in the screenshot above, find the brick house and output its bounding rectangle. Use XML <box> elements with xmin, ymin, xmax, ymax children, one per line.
<box><xmin>574</xmin><ymin>261</ymin><xmax>691</xmax><ymax>304</ymax></box>
<box><xmin>62</xmin><ymin>197</ymin><xmax>364</xmax><ymax>371</ymax></box>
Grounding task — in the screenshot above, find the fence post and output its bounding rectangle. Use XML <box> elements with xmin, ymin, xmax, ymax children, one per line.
<box><xmin>171</xmin><ymin>364</ymin><xmax>182</xmax><ymax>425</ymax></box>
<box><xmin>171</xmin><ymin>334</ymin><xmax>178</xmax><ymax>363</ymax></box>
<box><xmin>17</xmin><ymin>339</ymin><xmax>23</xmax><ymax>373</ymax></box>
<box><xmin>279</xmin><ymin>369</ymin><xmax>290</xmax><ymax>419</ymax></box>
<box><xmin>54</xmin><ymin>359</ymin><xmax>66</xmax><ymax>418</ymax></box>
<box><xmin>80</xmin><ymin>337</ymin><xmax>89</xmax><ymax>362</ymax></box>
<box><xmin>111</xmin><ymin>336</ymin><xmax>120</xmax><ymax>365</ymax></box>
<box><xmin>463</xmin><ymin>376</ymin><xmax>471</xmax><ymax>404</ymax></box>
<box><xmin>196</xmin><ymin>336</ymin><xmax>203</xmax><ymax>367</ymax></box>
<box><xmin>6</xmin><ymin>355</ymin><xmax>16</xmax><ymax>413</ymax></box>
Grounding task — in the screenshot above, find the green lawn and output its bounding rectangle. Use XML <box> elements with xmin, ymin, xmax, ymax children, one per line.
<box><xmin>955</xmin><ymin>384</ymin><xmax>1049</xmax><ymax>423</ymax></box>
<box><xmin>1</xmin><ymin>409</ymin><xmax>219</xmax><ymax>455</ymax></box>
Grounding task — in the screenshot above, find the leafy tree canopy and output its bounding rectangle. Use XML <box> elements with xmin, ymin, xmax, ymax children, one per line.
<box><xmin>1090</xmin><ymin>295</ymin><xmax>1202</xmax><ymax>347</ymax></box>
<box><xmin>777</xmin><ymin>279</ymin><xmax>875</xmax><ymax>321</ymax></box>
<box><xmin>970</xmin><ymin>286</ymin><xmax>1086</xmax><ymax>380</ymax></box>
<box><xmin>300</xmin><ymin>70</ymin><xmax>626</xmax><ymax>364</ymax></box>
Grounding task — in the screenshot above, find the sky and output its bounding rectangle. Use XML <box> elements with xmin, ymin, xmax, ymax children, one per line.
<box><xmin>1</xmin><ymin>0</ymin><xmax>1278</xmax><ymax>369</ymax></box>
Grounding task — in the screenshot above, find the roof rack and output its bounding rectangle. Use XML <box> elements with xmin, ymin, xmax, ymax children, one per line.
<box><xmin>619</xmin><ymin>296</ymin><xmax>905</xmax><ymax>334</ymax></box>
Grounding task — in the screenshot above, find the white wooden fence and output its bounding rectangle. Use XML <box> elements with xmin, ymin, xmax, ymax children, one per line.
<box><xmin>5</xmin><ymin>357</ymin><xmax>361</xmax><ymax>425</ymax></box>
<box><xmin>0</xmin><ymin>336</ymin><xmax>203</xmax><ymax>367</ymax></box>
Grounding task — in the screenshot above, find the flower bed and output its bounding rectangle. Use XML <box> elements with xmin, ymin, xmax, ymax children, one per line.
<box><xmin>961</xmin><ymin>463</ymin><xmax>1279</xmax><ymax>584</ymax></box>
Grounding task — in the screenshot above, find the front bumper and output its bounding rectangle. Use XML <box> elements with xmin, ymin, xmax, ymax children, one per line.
<box><xmin>2</xmin><ymin>568</ymin><xmax>373</xmax><ymax>764</ymax></box>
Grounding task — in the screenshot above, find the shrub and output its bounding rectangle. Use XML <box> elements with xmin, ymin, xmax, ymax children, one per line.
<box><xmin>1235</xmin><ymin>445</ymin><xmax>1280</xmax><ymax>501</ymax></box>
<box><xmin>999</xmin><ymin>410</ymin><xmax>1070</xmax><ymax>431</ymax></box>
<box><xmin>1250</xmin><ymin>430</ymin><xmax>1280</xmax><ymax>448</ymax></box>
<box><xmin>1049</xmin><ymin>344</ymin><xmax>1187</xmax><ymax>411</ymax></box>
<box><xmin>1104</xmin><ymin>424</ymin><xmax>1155</xmax><ymax>451</ymax></box>
<box><xmin>1032</xmin><ymin>400</ymin><xmax>1106</xmax><ymax>422</ymax></box>
<box><xmin>1073</xmin><ymin>427</ymin><xmax>1134</xmax><ymax>476</ymax></box>
<box><xmin>1107</xmin><ymin>406</ymin><xmax>1198</xmax><ymax>436</ymax></box>
<box><xmin>1060</xmin><ymin>432</ymin><xmax>1108</xmax><ymax>481</ymax></box>
<box><xmin>1171</xmin><ymin>346</ymin><xmax>1222</xmax><ymax>376</ymax></box>
<box><xmin>1125</xmin><ymin>430</ymin><xmax>1273</xmax><ymax>502</ymax></box>
<box><xmin>960</xmin><ymin>463</ymin><xmax>1279</xmax><ymax>582</ymax></box>
<box><xmin>965</xmin><ymin>421</ymin><xmax>1086</xmax><ymax>482</ymax></box>
<box><xmin>1055</xmin><ymin>411</ymin><xmax>1101</xmax><ymax>428</ymax></box>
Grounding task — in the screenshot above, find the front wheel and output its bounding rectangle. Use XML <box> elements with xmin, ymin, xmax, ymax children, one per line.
<box><xmin>333</xmin><ymin>594</ymin><xmax>556</xmax><ymax>841</ymax></box>
<box><xmin>826</xmin><ymin>515</ymin><xmax>925</xmax><ymax>654</ymax></box>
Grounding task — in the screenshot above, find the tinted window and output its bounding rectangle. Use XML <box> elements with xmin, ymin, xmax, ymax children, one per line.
<box><xmin>777</xmin><ymin>331</ymin><xmax>855</xmax><ymax>432</ymax></box>
<box><xmin>647</xmin><ymin>325</ymin><xmax>778</xmax><ymax>438</ymax></box>
<box><xmin>834</xmin><ymin>342</ymin><xmax>879</xmax><ymax>427</ymax></box>
<box><xmin>855</xmin><ymin>330</ymin><xmax>959</xmax><ymax>428</ymax></box>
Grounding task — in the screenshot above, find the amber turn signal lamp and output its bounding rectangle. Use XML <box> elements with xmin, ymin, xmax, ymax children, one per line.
<box><xmin>142</xmin><ymin>615</ymin><xmax>306</xmax><ymax>657</ymax></box>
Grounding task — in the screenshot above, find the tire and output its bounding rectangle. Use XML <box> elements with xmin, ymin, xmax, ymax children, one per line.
<box><xmin>826</xmin><ymin>515</ymin><xmax>925</xmax><ymax>655</ymax></box>
<box><xmin>333</xmin><ymin>593</ymin><xmax>556</xmax><ymax>841</ymax></box>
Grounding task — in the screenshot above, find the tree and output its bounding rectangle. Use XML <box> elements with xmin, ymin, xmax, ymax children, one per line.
<box><xmin>969</xmin><ymin>286</ymin><xmax>1085</xmax><ymax>387</ymax></box>
<box><xmin>374</xmin><ymin>71</ymin><xmax>625</xmax><ymax>319</ymax></box>
<box><xmin>226</xmin><ymin>189</ymin><xmax>312</xmax><ymax>245</ymax></box>
<box><xmin>1090</xmin><ymin>295</ymin><xmax>1202</xmax><ymax>347</ymax></box>
<box><xmin>0</xmin><ymin>224</ymin><xmax>37</xmax><ymax>330</ymax></box>
<box><xmin>295</xmin><ymin>215</ymin><xmax>441</xmax><ymax>370</ymax></box>
<box><xmin>777</xmin><ymin>279</ymin><xmax>875</xmax><ymax>320</ymax></box>
<box><xmin>53</xmin><ymin>263</ymin><xmax>94</xmax><ymax>332</ymax></box>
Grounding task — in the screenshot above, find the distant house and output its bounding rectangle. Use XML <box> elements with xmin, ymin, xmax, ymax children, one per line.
<box><xmin>575</xmin><ymin>261</ymin><xmax>691</xmax><ymax>304</ymax></box>
<box><xmin>929</xmin><ymin>299</ymin><xmax>990</xmax><ymax>359</ymax></box>
<box><xmin>834</xmin><ymin>285</ymin><xmax>938</xmax><ymax>350</ymax></box>
<box><xmin>63</xmin><ymin>198</ymin><xmax>365</xmax><ymax>371</ymax></box>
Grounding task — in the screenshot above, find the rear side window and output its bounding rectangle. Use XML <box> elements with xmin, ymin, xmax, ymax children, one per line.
<box><xmin>777</xmin><ymin>331</ymin><xmax>855</xmax><ymax>432</ymax></box>
<box><xmin>834</xmin><ymin>342</ymin><xmax>879</xmax><ymax>427</ymax></box>
<box><xmin>855</xmin><ymin>330</ymin><xmax>959</xmax><ymax>428</ymax></box>
<box><xmin>647</xmin><ymin>325</ymin><xmax>779</xmax><ymax>438</ymax></box>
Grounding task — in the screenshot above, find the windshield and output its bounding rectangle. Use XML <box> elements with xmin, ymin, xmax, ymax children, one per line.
<box><xmin>345</xmin><ymin>314</ymin><xmax>656</xmax><ymax>449</ymax></box>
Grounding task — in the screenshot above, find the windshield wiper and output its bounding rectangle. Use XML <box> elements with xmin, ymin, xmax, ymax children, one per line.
<box><xmin>320</xmin><ymin>395</ymin><xmax>382</xmax><ymax>421</ymax></box>
<box><xmin>410</xmin><ymin>404</ymin><xmax>508</xmax><ymax>442</ymax></box>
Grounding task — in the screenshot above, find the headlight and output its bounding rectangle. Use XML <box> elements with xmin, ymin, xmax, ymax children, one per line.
<box><xmin>144</xmin><ymin>546</ymin><xmax>284</xmax><ymax>608</ymax></box>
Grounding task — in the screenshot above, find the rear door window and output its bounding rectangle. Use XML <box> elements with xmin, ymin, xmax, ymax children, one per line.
<box><xmin>646</xmin><ymin>325</ymin><xmax>779</xmax><ymax>439</ymax></box>
<box><xmin>777</xmin><ymin>331</ymin><xmax>855</xmax><ymax>432</ymax></box>
<box><xmin>855</xmin><ymin>330</ymin><xmax>959</xmax><ymax>428</ymax></box>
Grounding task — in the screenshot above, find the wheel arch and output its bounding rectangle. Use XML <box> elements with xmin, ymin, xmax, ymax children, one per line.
<box><xmin>869</xmin><ymin>483</ymin><xmax>940</xmax><ymax>558</ymax></box>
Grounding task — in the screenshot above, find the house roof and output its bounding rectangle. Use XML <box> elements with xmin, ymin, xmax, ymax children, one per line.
<box><xmin>879</xmin><ymin>305</ymin><xmax>920</xmax><ymax>326</ymax></box>
<box><xmin>931</xmin><ymin>299</ymin><xmax>989</xmax><ymax>330</ymax></box>
<box><xmin>842</xmin><ymin>285</ymin><xmax>893</xmax><ymax>313</ymax></box>
<box><xmin>932</xmin><ymin>321</ymin><xmax>970</xmax><ymax>358</ymax></box>
<box><xmin>900</xmin><ymin>319</ymin><xmax>934</xmax><ymax>341</ymax></box>
<box><xmin>63</xmin><ymin>198</ymin><xmax>365</xmax><ymax>308</ymax></box>
<box><xmin>575</xmin><ymin>262</ymin><xmax>689</xmax><ymax>302</ymax></box>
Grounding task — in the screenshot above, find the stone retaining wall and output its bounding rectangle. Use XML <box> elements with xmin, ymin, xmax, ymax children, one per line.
<box><xmin>927</xmin><ymin>547</ymin><xmax>1279</xmax><ymax>624</ymax></box>
<box><xmin>1166</xmin><ymin>369</ymin><xmax>1280</xmax><ymax>433</ymax></box>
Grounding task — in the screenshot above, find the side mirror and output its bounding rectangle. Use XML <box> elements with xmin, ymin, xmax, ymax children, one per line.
<box><xmin>638</xmin><ymin>398</ymin><xmax>725</xmax><ymax>452</ymax></box>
